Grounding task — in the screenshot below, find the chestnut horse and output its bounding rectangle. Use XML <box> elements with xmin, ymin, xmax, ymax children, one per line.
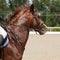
<box><xmin>1</xmin><ymin>4</ymin><xmax>47</xmax><ymax>60</ymax></box>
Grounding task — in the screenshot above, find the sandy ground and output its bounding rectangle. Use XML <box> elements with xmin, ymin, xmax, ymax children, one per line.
<box><xmin>22</xmin><ymin>33</ymin><xmax>60</xmax><ymax>60</ymax></box>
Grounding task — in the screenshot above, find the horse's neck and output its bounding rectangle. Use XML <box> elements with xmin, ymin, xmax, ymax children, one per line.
<box><xmin>2</xmin><ymin>25</ymin><xmax>29</xmax><ymax>60</ymax></box>
<box><xmin>8</xmin><ymin>25</ymin><xmax>29</xmax><ymax>47</ymax></box>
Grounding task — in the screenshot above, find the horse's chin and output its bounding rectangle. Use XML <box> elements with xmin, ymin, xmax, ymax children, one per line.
<box><xmin>39</xmin><ymin>30</ymin><xmax>46</xmax><ymax>35</ymax></box>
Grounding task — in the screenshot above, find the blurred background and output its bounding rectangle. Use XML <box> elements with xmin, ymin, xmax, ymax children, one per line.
<box><xmin>0</xmin><ymin>0</ymin><xmax>60</xmax><ymax>31</ymax></box>
<box><xmin>0</xmin><ymin>1</ymin><xmax>60</xmax><ymax>60</ymax></box>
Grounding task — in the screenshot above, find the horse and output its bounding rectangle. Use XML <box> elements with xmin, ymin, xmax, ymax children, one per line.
<box><xmin>0</xmin><ymin>4</ymin><xmax>47</xmax><ymax>60</ymax></box>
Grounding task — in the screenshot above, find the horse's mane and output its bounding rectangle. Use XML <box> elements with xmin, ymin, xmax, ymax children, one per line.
<box><xmin>8</xmin><ymin>4</ymin><xmax>35</xmax><ymax>24</ymax></box>
<box><xmin>10</xmin><ymin>7</ymin><xmax>22</xmax><ymax>20</ymax></box>
<box><xmin>10</xmin><ymin>4</ymin><xmax>29</xmax><ymax>20</ymax></box>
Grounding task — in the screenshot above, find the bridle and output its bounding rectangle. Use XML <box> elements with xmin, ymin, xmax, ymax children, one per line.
<box><xmin>32</xmin><ymin>15</ymin><xmax>43</xmax><ymax>33</ymax></box>
<box><xmin>8</xmin><ymin>16</ymin><xmax>42</xmax><ymax>51</ymax></box>
<box><xmin>30</xmin><ymin>9</ymin><xmax>43</xmax><ymax>32</ymax></box>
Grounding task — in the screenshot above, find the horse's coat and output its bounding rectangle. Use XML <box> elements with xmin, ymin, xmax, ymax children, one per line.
<box><xmin>1</xmin><ymin>4</ymin><xmax>47</xmax><ymax>60</ymax></box>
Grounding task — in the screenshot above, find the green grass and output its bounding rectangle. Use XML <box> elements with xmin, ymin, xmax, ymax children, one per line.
<box><xmin>47</xmin><ymin>27</ymin><xmax>60</xmax><ymax>31</ymax></box>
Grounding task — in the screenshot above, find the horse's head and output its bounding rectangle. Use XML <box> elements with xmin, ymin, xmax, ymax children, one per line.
<box><xmin>9</xmin><ymin>4</ymin><xmax>47</xmax><ymax>35</ymax></box>
<box><xmin>30</xmin><ymin>4</ymin><xmax>47</xmax><ymax>35</ymax></box>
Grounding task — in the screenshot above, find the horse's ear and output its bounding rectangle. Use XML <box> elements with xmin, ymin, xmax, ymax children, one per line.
<box><xmin>30</xmin><ymin>4</ymin><xmax>34</xmax><ymax>15</ymax></box>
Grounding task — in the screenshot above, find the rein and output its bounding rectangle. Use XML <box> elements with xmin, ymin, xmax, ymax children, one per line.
<box><xmin>7</xmin><ymin>24</ymin><xmax>25</xmax><ymax>50</ymax></box>
<box><xmin>0</xmin><ymin>24</ymin><xmax>25</xmax><ymax>50</ymax></box>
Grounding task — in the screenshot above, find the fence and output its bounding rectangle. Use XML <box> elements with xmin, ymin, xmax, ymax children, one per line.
<box><xmin>47</xmin><ymin>27</ymin><xmax>60</xmax><ymax>31</ymax></box>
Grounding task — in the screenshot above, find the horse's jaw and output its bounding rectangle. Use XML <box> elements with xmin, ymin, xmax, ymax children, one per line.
<box><xmin>38</xmin><ymin>27</ymin><xmax>47</xmax><ymax>35</ymax></box>
<box><xmin>39</xmin><ymin>30</ymin><xmax>46</xmax><ymax>35</ymax></box>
